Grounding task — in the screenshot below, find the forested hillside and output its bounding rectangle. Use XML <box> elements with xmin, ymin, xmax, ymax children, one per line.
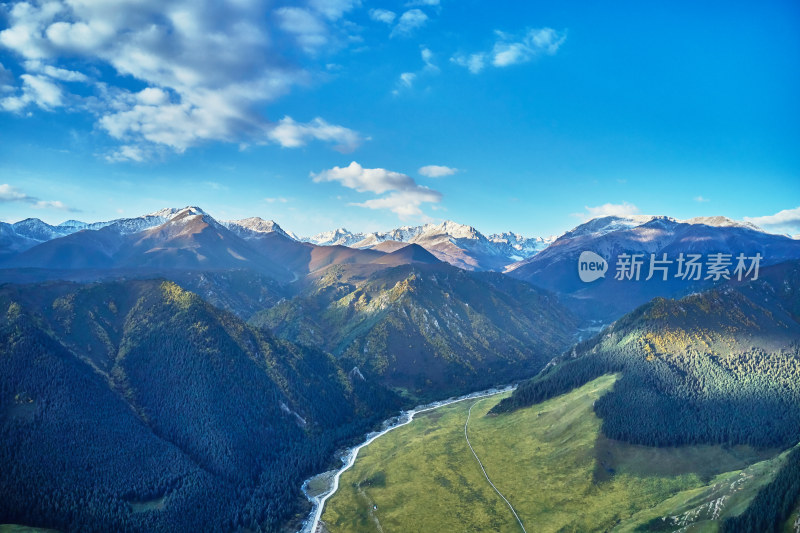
<box><xmin>251</xmin><ymin>262</ymin><xmax>579</xmax><ymax>397</ymax></box>
<box><xmin>721</xmin><ymin>444</ymin><xmax>800</xmax><ymax>533</ymax></box>
<box><xmin>493</xmin><ymin>260</ymin><xmax>800</xmax><ymax>448</ymax></box>
<box><xmin>0</xmin><ymin>280</ymin><xmax>401</xmax><ymax>532</ymax></box>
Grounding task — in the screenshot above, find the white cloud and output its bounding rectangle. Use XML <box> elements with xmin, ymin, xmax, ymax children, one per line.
<box><xmin>311</xmin><ymin>161</ymin><xmax>416</xmax><ymax>193</ymax></box>
<box><xmin>32</xmin><ymin>200</ymin><xmax>76</xmax><ymax>211</ymax></box>
<box><xmin>0</xmin><ymin>1</ymin><xmax>64</xmax><ymax>59</ymax></box>
<box><xmin>421</xmin><ymin>47</ymin><xmax>434</xmax><ymax>68</ymax></box>
<box><xmin>391</xmin><ymin>9</ymin><xmax>428</xmax><ymax>37</ymax></box>
<box><xmin>0</xmin><ymin>0</ymin><xmax>364</xmax><ymax>160</ymax></box>
<box><xmin>0</xmin><ymin>184</ymin><xmax>78</xmax><ymax>211</ymax></box>
<box><xmin>354</xmin><ymin>189</ymin><xmax>441</xmax><ymax>217</ymax></box>
<box><xmin>1</xmin><ymin>73</ymin><xmax>63</xmax><ymax>111</ymax></box>
<box><xmin>451</xmin><ymin>53</ymin><xmax>485</xmax><ymax>74</ymax></box>
<box><xmin>492</xmin><ymin>28</ymin><xmax>566</xmax><ymax>67</ymax></box>
<box><xmin>453</xmin><ymin>27</ymin><xmax>566</xmax><ymax>73</ymax></box>
<box><xmin>137</xmin><ymin>87</ymin><xmax>170</xmax><ymax>106</ymax></box>
<box><xmin>45</xmin><ymin>19</ymin><xmax>115</xmax><ymax>53</ymax></box>
<box><xmin>419</xmin><ymin>165</ymin><xmax>457</xmax><ymax>177</ymax></box>
<box><xmin>311</xmin><ymin>161</ymin><xmax>442</xmax><ymax>219</ymax></box>
<box><xmin>275</xmin><ymin>7</ymin><xmax>329</xmax><ymax>53</ymax></box>
<box><xmin>394</xmin><ymin>47</ymin><xmax>438</xmax><ymax>94</ymax></box>
<box><xmin>576</xmin><ymin>202</ymin><xmax>641</xmax><ymax>220</ymax></box>
<box><xmin>309</xmin><ymin>0</ymin><xmax>362</xmax><ymax>21</ymax></box>
<box><xmin>23</xmin><ymin>60</ymin><xmax>88</xmax><ymax>82</ymax></box>
<box><xmin>694</xmin><ymin>195</ymin><xmax>710</xmax><ymax>203</ymax></box>
<box><xmin>20</xmin><ymin>73</ymin><xmax>63</xmax><ymax>107</ymax></box>
<box><xmin>268</xmin><ymin>117</ymin><xmax>364</xmax><ymax>152</ymax></box>
<box><xmin>369</xmin><ymin>9</ymin><xmax>396</xmax><ymax>24</ymax></box>
<box><xmin>406</xmin><ymin>0</ymin><xmax>440</xmax><ymax>5</ymax></box>
<box><xmin>105</xmin><ymin>144</ymin><xmax>151</xmax><ymax>163</ymax></box>
<box><xmin>0</xmin><ymin>184</ymin><xmax>34</xmax><ymax>202</ymax></box>
<box><xmin>399</xmin><ymin>72</ymin><xmax>416</xmax><ymax>88</ymax></box>
<box><xmin>744</xmin><ymin>207</ymin><xmax>800</xmax><ymax>235</ymax></box>
<box><xmin>265</xmin><ymin>197</ymin><xmax>289</xmax><ymax>204</ymax></box>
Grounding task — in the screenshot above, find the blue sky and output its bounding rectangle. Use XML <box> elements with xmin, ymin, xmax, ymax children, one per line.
<box><xmin>1</xmin><ymin>0</ymin><xmax>799</xmax><ymax>238</ymax></box>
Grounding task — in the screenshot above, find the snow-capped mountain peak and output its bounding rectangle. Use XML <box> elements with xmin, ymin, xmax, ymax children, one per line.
<box><xmin>559</xmin><ymin>215</ymin><xmax>667</xmax><ymax>240</ymax></box>
<box><xmin>682</xmin><ymin>216</ymin><xmax>762</xmax><ymax>231</ymax></box>
<box><xmin>221</xmin><ymin>217</ymin><xmax>296</xmax><ymax>240</ymax></box>
<box><xmin>349</xmin><ymin>225</ymin><xmax>427</xmax><ymax>248</ymax></box>
<box><xmin>300</xmin><ymin>219</ymin><xmax>550</xmax><ymax>270</ymax></box>
<box><xmin>58</xmin><ymin>219</ymin><xmax>88</xmax><ymax>228</ymax></box>
<box><xmin>560</xmin><ymin>214</ymin><xmax>766</xmax><ymax>243</ymax></box>
<box><xmin>488</xmin><ymin>232</ymin><xmax>555</xmax><ymax>259</ymax></box>
<box><xmin>422</xmin><ymin>220</ymin><xmax>480</xmax><ymax>241</ymax></box>
<box><xmin>304</xmin><ymin>228</ymin><xmax>366</xmax><ymax>247</ymax></box>
<box><xmin>145</xmin><ymin>206</ymin><xmax>206</xmax><ymax>219</ymax></box>
<box><xmin>11</xmin><ymin>218</ymin><xmax>76</xmax><ymax>242</ymax></box>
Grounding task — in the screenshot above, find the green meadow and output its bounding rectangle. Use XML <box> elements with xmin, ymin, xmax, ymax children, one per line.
<box><xmin>321</xmin><ymin>374</ymin><xmax>788</xmax><ymax>532</ymax></box>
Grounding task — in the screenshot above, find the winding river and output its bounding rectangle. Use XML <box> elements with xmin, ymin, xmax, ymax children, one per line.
<box><xmin>298</xmin><ymin>385</ymin><xmax>514</xmax><ymax>533</ymax></box>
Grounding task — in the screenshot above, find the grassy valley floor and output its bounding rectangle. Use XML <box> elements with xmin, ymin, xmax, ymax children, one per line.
<box><xmin>321</xmin><ymin>375</ymin><xmax>788</xmax><ymax>532</ymax></box>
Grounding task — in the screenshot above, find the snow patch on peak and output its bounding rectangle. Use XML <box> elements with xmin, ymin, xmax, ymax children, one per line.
<box><xmin>58</xmin><ymin>219</ymin><xmax>88</xmax><ymax>228</ymax></box>
<box><xmin>143</xmin><ymin>206</ymin><xmax>206</xmax><ymax>220</ymax></box>
<box><xmin>222</xmin><ymin>217</ymin><xmax>295</xmax><ymax>240</ymax></box>
<box><xmin>97</xmin><ymin>207</ymin><xmax>206</xmax><ymax>235</ymax></box>
<box><xmin>561</xmin><ymin>215</ymin><xmax>662</xmax><ymax>240</ymax></box>
<box><xmin>306</xmin><ymin>219</ymin><xmax>552</xmax><ymax>268</ymax></box>
<box><xmin>561</xmin><ymin>214</ymin><xmax>765</xmax><ymax>243</ymax></box>
<box><xmin>304</xmin><ymin>228</ymin><xmax>366</xmax><ymax>247</ymax></box>
<box><xmin>170</xmin><ymin>206</ymin><xmax>207</xmax><ymax>218</ymax></box>
<box><xmin>12</xmin><ymin>218</ymin><xmax>75</xmax><ymax>241</ymax></box>
<box><xmin>145</xmin><ymin>207</ymin><xmax>182</xmax><ymax>219</ymax></box>
<box><xmin>488</xmin><ymin>231</ymin><xmax>555</xmax><ymax>256</ymax></box>
<box><xmin>683</xmin><ymin>216</ymin><xmax>762</xmax><ymax>232</ymax></box>
<box><xmin>424</xmin><ymin>220</ymin><xmax>479</xmax><ymax>240</ymax></box>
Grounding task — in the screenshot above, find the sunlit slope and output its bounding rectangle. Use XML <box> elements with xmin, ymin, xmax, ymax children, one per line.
<box><xmin>322</xmin><ymin>375</ymin><xmax>785</xmax><ymax>532</ymax></box>
<box><xmin>253</xmin><ymin>263</ymin><xmax>578</xmax><ymax>398</ymax></box>
<box><xmin>494</xmin><ymin>260</ymin><xmax>800</xmax><ymax>449</ymax></box>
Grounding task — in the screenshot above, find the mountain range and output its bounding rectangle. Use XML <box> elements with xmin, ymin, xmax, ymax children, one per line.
<box><xmin>302</xmin><ymin>220</ymin><xmax>554</xmax><ymax>271</ymax></box>
<box><xmin>2</xmin><ymin>206</ymin><xmax>800</xmax><ymax>532</ymax></box>
<box><xmin>506</xmin><ymin>215</ymin><xmax>800</xmax><ymax>323</ymax></box>
<box><xmin>0</xmin><ymin>206</ymin><xmax>586</xmax><ymax>397</ymax></box>
<box><xmin>7</xmin><ymin>207</ymin><xmax>799</xmax><ymax>324</ymax></box>
<box><xmin>1</xmin><ymin>208</ymin><xmax>553</xmax><ymax>272</ymax></box>
<box><xmin>3</xmin><ymin>207</ymin><xmax>797</xmax><ymax>279</ymax></box>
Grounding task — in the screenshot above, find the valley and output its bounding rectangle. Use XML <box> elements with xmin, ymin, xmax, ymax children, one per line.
<box><xmin>300</xmin><ymin>385</ymin><xmax>514</xmax><ymax>533</ymax></box>
<box><xmin>320</xmin><ymin>375</ymin><xmax>789</xmax><ymax>533</ymax></box>
<box><xmin>1</xmin><ymin>207</ymin><xmax>798</xmax><ymax>532</ymax></box>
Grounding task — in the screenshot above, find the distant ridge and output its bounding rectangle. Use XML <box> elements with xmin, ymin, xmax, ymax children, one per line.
<box><xmin>370</xmin><ymin>243</ymin><xmax>441</xmax><ymax>266</ymax></box>
<box><xmin>3</xmin><ymin>207</ymin><xmax>792</xmax><ymax>277</ymax></box>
